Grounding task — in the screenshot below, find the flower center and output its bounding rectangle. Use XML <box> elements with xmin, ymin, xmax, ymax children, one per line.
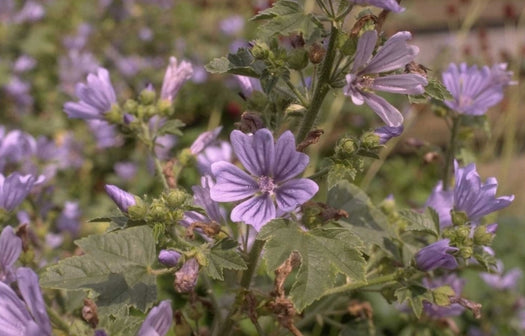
<box><xmin>258</xmin><ymin>176</ymin><xmax>276</xmax><ymax>194</ymax></box>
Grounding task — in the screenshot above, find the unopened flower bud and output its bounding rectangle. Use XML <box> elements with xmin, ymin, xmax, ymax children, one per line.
<box><xmin>339</xmin><ymin>138</ymin><xmax>357</xmax><ymax>154</ymax></box>
<box><xmin>105</xmin><ymin>185</ymin><xmax>137</xmax><ymax>213</ymax></box>
<box><xmin>174</xmin><ymin>258</ymin><xmax>199</xmax><ymax>293</ymax></box>
<box><xmin>459</xmin><ymin>246</ymin><xmax>473</xmax><ymax>259</ymax></box>
<box><xmin>127</xmin><ymin>201</ymin><xmax>147</xmax><ymax>220</ymax></box>
<box><xmin>473</xmin><ymin>226</ymin><xmax>494</xmax><ymax>246</ymax></box>
<box><xmin>251</xmin><ymin>43</ymin><xmax>270</xmax><ymax>60</ymax></box>
<box><xmin>157</xmin><ymin>99</ymin><xmax>173</xmax><ymax>117</ymax></box>
<box><xmin>139</xmin><ymin>87</ymin><xmax>157</xmax><ymax>105</ymax></box>
<box><xmin>451</xmin><ymin>210</ymin><xmax>468</xmax><ymax>226</ymax></box>
<box><xmin>287</xmin><ymin>49</ymin><xmax>309</xmax><ymax>70</ymax></box>
<box><xmin>309</xmin><ymin>43</ymin><xmax>326</xmax><ymax>64</ymax></box>
<box><xmin>165</xmin><ymin>190</ymin><xmax>189</xmax><ymax>208</ymax></box>
<box><xmin>148</xmin><ymin>199</ymin><xmax>168</xmax><ymax>221</ymax></box>
<box><xmin>454</xmin><ymin>226</ymin><xmax>471</xmax><ymax>243</ymax></box>
<box><xmin>158</xmin><ymin>250</ymin><xmax>181</xmax><ymax>267</ymax></box>
<box><xmin>123</xmin><ymin>99</ymin><xmax>138</xmax><ymax>115</ymax></box>
<box><xmin>285</xmin><ymin>104</ymin><xmax>307</xmax><ymax>118</ymax></box>
<box><xmin>361</xmin><ymin>132</ymin><xmax>380</xmax><ymax>148</ymax></box>
<box><xmin>105</xmin><ymin>104</ymin><xmax>122</xmax><ymax>124</ymax></box>
<box><xmin>143</xmin><ymin>105</ymin><xmax>157</xmax><ymax>119</ymax></box>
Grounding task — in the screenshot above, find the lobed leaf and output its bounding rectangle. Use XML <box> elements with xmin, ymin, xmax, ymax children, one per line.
<box><xmin>201</xmin><ymin>239</ymin><xmax>247</xmax><ymax>281</ymax></box>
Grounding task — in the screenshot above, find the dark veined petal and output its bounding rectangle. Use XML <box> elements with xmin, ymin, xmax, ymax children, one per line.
<box><xmin>425</xmin><ymin>181</ymin><xmax>454</xmax><ymax>228</ymax></box>
<box><xmin>273</xmin><ymin>131</ymin><xmax>310</xmax><ymax>182</ymax></box>
<box><xmin>210</xmin><ymin>162</ymin><xmax>258</xmax><ymax>202</ymax></box>
<box><xmin>104</xmin><ymin>184</ymin><xmax>137</xmax><ymax>213</ymax></box>
<box><xmin>363</xmin><ymin>31</ymin><xmax>418</xmax><ymax>74</ymax></box>
<box><xmin>231</xmin><ymin>194</ymin><xmax>276</xmax><ymax>232</ymax></box>
<box><xmin>136</xmin><ymin>300</ymin><xmax>173</xmax><ymax>336</ymax></box>
<box><xmin>275</xmin><ymin>178</ymin><xmax>319</xmax><ymax>212</ymax></box>
<box><xmin>230</xmin><ymin>129</ymin><xmax>275</xmax><ymax>177</ymax></box>
<box><xmin>351</xmin><ymin>30</ymin><xmax>377</xmax><ymax>73</ymax></box>
<box><xmin>375</xmin><ymin>125</ymin><xmax>404</xmax><ymax>144</ymax></box>
<box><xmin>0</xmin><ymin>226</ymin><xmax>22</xmax><ymax>282</ymax></box>
<box><xmin>361</xmin><ymin>92</ymin><xmax>404</xmax><ymax>127</ymax></box>
<box><xmin>415</xmin><ymin>239</ymin><xmax>458</xmax><ymax>271</ymax></box>
<box><xmin>64</xmin><ymin>101</ymin><xmax>102</xmax><ymax>119</ymax></box>
<box><xmin>343</xmin><ymin>74</ymin><xmax>365</xmax><ymax>105</ymax></box>
<box><xmin>0</xmin><ymin>281</ymin><xmax>34</xmax><ymax>335</ymax></box>
<box><xmin>371</xmin><ymin>73</ymin><xmax>427</xmax><ymax>94</ymax></box>
<box><xmin>16</xmin><ymin>268</ymin><xmax>52</xmax><ymax>336</ymax></box>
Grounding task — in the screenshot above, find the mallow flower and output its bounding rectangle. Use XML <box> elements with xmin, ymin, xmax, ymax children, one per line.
<box><xmin>136</xmin><ymin>300</ymin><xmax>173</xmax><ymax>336</ymax></box>
<box><xmin>181</xmin><ymin>176</ymin><xmax>225</xmax><ymax>227</ymax></box>
<box><xmin>480</xmin><ymin>261</ymin><xmax>522</xmax><ymax>291</ymax></box>
<box><xmin>190</xmin><ymin>126</ymin><xmax>223</xmax><ymax>155</ymax></box>
<box><xmin>64</xmin><ymin>67</ymin><xmax>117</xmax><ymax>120</ymax></box>
<box><xmin>197</xmin><ymin>141</ymin><xmax>233</xmax><ymax>176</ymax></box>
<box><xmin>160</xmin><ymin>57</ymin><xmax>193</xmax><ymax>103</ymax></box>
<box><xmin>0</xmin><ymin>172</ymin><xmax>42</xmax><ymax>212</ymax></box>
<box><xmin>374</xmin><ymin>125</ymin><xmax>404</xmax><ymax>144</ymax></box>
<box><xmin>350</xmin><ymin>0</ymin><xmax>405</xmax><ymax>13</ymax></box>
<box><xmin>0</xmin><ymin>226</ymin><xmax>22</xmax><ymax>283</ymax></box>
<box><xmin>422</xmin><ymin>274</ymin><xmax>465</xmax><ymax>318</ymax></box>
<box><xmin>0</xmin><ymin>267</ymin><xmax>52</xmax><ymax>336</ymax></box>
<box><xmin>211</xmin><ymin>129</ymin><xmax>319</xmax><ymax>231</ymax></box>
<box><xmin>343</xmin><ymin>30</ymin><xmax>427</xmax><ymax>127</ymax></box>
<box><xmin>442</xmin><ymin>63</ymin><xmax>514</xmax><ymax>116</ymax></box>
<box><xmin>105</xmin><ymin>184</ymin><xmax>137</xmax><ymax>213</ymax></box>
<box><xmin>415</xmin><ymin>239</ymin><xmax>458</xmax><ymax>271</ymax></box>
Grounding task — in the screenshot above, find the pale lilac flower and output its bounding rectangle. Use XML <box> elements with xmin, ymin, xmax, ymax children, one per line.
<box><xmin>0</xmin><ymin>226</ymin><xmax>22</xmax><ymax>283</ymax></box>
<box><xmin>191</xmin><ymin>65</ymin><xmax>208</xmax><ymax>84</ymax></box>
<box><xmin>175</xmin><ymin>258</ymin><xmax>199</xmax><ymax>293</ymax></box>
<box><xmin>375</xmin><ymin>125</ymin><xmax>403</xmax><ymax>144</ymax></box>
<box><xmin>350</xmin><ymin>0</ymin><xmax>405</xmax><ymax>12</ymax></box>
<box><xmin>105</xmin><ymin>185</ymin><xmax>136</xmax><ymax>213</ymax></box>
<box><xmin>219</xmin><ymin>15</ymin><xmax>245</xmax><ymax>36</ymax></box>
<box><xmin>4</xmin><ymin>76</ymin><xmax>33</xmax><ymax>107</ymax></box>
<box><xmin>0</xmin><ymin>128</ymin><xmax>36</xmax><ymax>170</ymax></box>
<box><xmin>64</xmin><ymin>68</ymin><xmax>117</xmax><ymax>120</ymax></box>
<box><xmin>211</xmin><ymin>129</ymin><xmax>319</xmax><ymax>231</ymax></box>
<box><xmin>160</xmin><ymin>57</ymin><xmax>193</xmax><ymax>103</ymax></box>
<box><xmin>0</xmin><ymin>267</ymin><xmax>52</xmax><ymax>336</ymax></box>
<box><xmin>87</xmin><ymin>120</ymin><xmax>123</xmax><ymax>148</ymax></box>
<box><xmin>116</xmin><ymin>55</ymin><xmax>147</xmax><ymax>78</ymax></box>
<box><xmin>137</xmin><ymin>300</ymin><xmax>173</xmax><ymax>336</ymax></box>
<box><xmin>197</xmin><ymin>141</ymin><xmax>233</xmax><ymax>176</ymax></box>
<box><xmin>13</xmin><ymin>1</ymin><xmax>45</xmax><ymax>23</ymax></box>
<box><xmin>0</xmin><ymin>173</ymin><xmax>41</xmax><ymax>211</ymax></box>
<box><xmin>442</xmin><ymin>63</ymin><xmax>514</xmax><ymax>116</ymax></box>
<box><xmin>343</xmin><ymin>30</ymin><xmax>426</xmax><ymax>127</ymax></box>
<box><xmin>480</xmin><ymin>261</ymin><xmax>522</xmax><ymax>290</ymax></box>
<box><xmin>190</xmin><ymin>127</ymin><xmax>222</xmax><ymax>155</ymax></box>
<box><xmin>423</xmin><ymin>274</ymin><xmax>465</xmax><ymax>318</ymax></box>
<box><xmin>62</xmin><ymin>23</ymin><xmax>92</xmax><ymax>50</ymax></box>
<box><xmin>415</xmin><ymin>239</ymin><xmax>458</xmax><ymax>271</ymax></box>
<box><xmin>181</xmin><ymin>176</ymin><xmax>225</xmax><ymax>227</ymax></box>
<box><xmin>59</xmin><ymin>50</ymin><xmax>99</xmax><ymax>95</ymax></box>
<box><xmin>57</xmin><ymin>201</ymin><xmax>82</xmax><ymax>236</ymax></box>
<box><xmin>13</xmin><ymin>55</ymin><xmax>36</xmax><ymax>73</ymax></box>
<box><xmin>114</xmin><ymin>161</ymin><xmax>137</xmax><ymax>181</ymax></box>
<box><xmin>234</xmin><ymin>75</ymin><xmax>262</xmax><ymax>98</ymax></box>
<box><xmin>149</xmin><ymin>116</ymin><xmax>177</xmax><ymax>160</ymax></box>
<box><xmin>425</xmin><ymin>181</ymin><xmax>454</xmax><ymax>228</ymax></box>
<box><xmin>158</xmin><ymin>250</ymin><xmax>181</xmax><ymax>267</ymax></box>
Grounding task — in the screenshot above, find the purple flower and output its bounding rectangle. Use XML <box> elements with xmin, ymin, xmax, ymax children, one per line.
<box><xmin>160</xmin><ymin>57</ymin><xmax>193</xmax><ymax>103</ymax></box>
<box><xmin>423</xmin><ymin>274</ymin><xmax>465</xmax><ymax>318</ymax></box>
<box><xmin>158</xmin><ymin>250</ymin><xmax>181</xmax><ymax>267</ymax></box>
<box><xmin>181</xmin><ymin>176</ymin><xmax>225</xmax><ymax>227</ymax></box>
<box><xmin>0</xmin><ymin>267</ymin><xmax>52</xmax><ymax>336</ymax></box>
<box><xmin>442</xmin><ymin>63</ymin><xmax>514</xmax><ymax>116</ymax></box>
<box><xmin>0</xmin><ymin>226</ymin><xmax>22</xmax><ymax>283</ymax></box>
<box><xmin>234</xmin><ymin>75</ymin><xmax>262</xmax><ymax>98</ymax></box>
<box><xmin>190</xmin><ymin>127</ymin><xmax>222</xmax><ymax>155</ymax></box>
<box><xmin>13</xmin><ymin>55</ymin><xmax>36</xmax><ymax>73</ymax></box>
<box><xmin>59</xmin><ymin>50</ymin><xmax>99</xmax><ymax>96</ymax></box>
<box><xmin>343</xmin><ymin>30</ymin><xmax>426</xmax><ymax>127</ymax></box>
<box><xmin>114</xmin><ymin>161</ymin><xmax>137</xmax><ymax>181</ymax></box>
<box><xmin>197</xmin><ymin>141</ymin><xmax>233</xmax><ymax>176</ymax></box>
<box><xmin>0</xmin><ymin>173</ymin><xmax>41</xmax><ymax>211</ymax></box>
<box><xmin>415</xmin><ymin>239</ymin><xmax>458</xmax><ymax>271</ymax></box>
<box><xmin>87</xmin><ymin>119</ymin><xmax>124</xmax><ymax>148</ymax></box>
<box><xmin>64</xmin><ymin>68</ymin><xmax>117</xmax><ymax>120</ymax></box>
<box><xmin>375</xmin><ymin>125</ymin><xmax>404</xmax><ymax>144</ymax></box>
<box><xmin>480</xmin><ymin>261</ymin><xmax>522</xmax><ymax>290</ymax></box>
<box><xmin>105</xmin><ymin>185</ymin><xmax>136</xmax><ymax>213</ymax></box>
<box><xmin>211</xmin><ymin>129</ymin><xmax>319</xmax><ymax>231</ymax></box>
<box><xmin>350</xmin><ymin>0</ymin><xmax>405</xmax><ymax>13</ymax></box>
<box><xmin>175</xmin><ymin>258</ymin><xmax>200</xmax><ymax>293</ymax></box>
<box><xmin>13</xmin><ymin>1</ymin><xmax>45</xmax><ymax>23</ymax></box>
<box><xmin>4</xmin><ymin>76</ymin><xmax>33</xmax><ymax>107</ymax></box>
<box><xmin>0</xmin><ymin>128</ymin><xmax>36</xmax><ymax>170</ymax></box>
<box><xmin>137</xmin><ymin>300</ymin><xmax>173</xmax><ymax>336</ymax></box>
<box><xmin>149</xmin><ymin>116</ymin><xmax>178</xmax><ymax>160</ymax></box>
<box><xmin>425</xmin><ymin>181</ymin><xmax>454</xmax><ymax>228</ymax></box>
<box><xmin>219</xmin><ymin>15</ymin><xmax>245</xmax><ymax>36</ymax></box>
<box><xmin>56</xmin><ymin>201</ymin><xmax>82</xmax><ymax>236</ymax></box>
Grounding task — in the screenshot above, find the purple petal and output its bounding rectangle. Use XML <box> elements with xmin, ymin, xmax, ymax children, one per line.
<box><xmin>231</xmin><ymin>194</ymin><xmax>276</xmax><ymax>231</ymax></box>
<box><xmin>158</xmin><ymin>250</ymin><xmax>181</xmax><ymax>267</ymax></box>
<box><xmin>363</xmin><ymin>31</ymin><xmax>418</xmax><ymax>74</ymax></box>
<box><xmin>275</xmin><ymin>178</ymin><xmax>319</xmax><ymax>212</ymax></box>
<box><xmin>210</xmin><ymin>162</ymin><xmax>258</xmax><ymax>202</ymax></box>
<box><xmin>0</xmin><ymin>226</ymin><xmax>22</xmax><ymax>283</ymax></box>
<box><xmin>160</xmin><ymin>57</ymin><xmax>193</xmax><ymax>102</ymax></box>
<box><xmin>351</xmin><ymin>0</ymin><xmax>405</xmax><ymax>12</ymax></box>
<box><xmin>190</xmin><ymin>126</ymin><xmax>222</xmax><ymax>155</ymax></box>
<box><xmin>361</xmin><ymin>92</ymin><xmax>404</xmax><ymax>127</ymax></box>
<box><xmin>230</xmin><ymin>129</ymin><xmax>275</xmax><ymax>177</ymax></box>
<box><xmin>16</xmin><ymin>268</ymin><xmax>52</xmax><ymax>335</ymax></box>
<box><xmin>104</xmin><ymin>184</ymin><xmax>136</xmax><ymax>212</ymax></box>
<box><xmin>0</xmin><ymin>281</ymin><xmax>34</xmax><ymax>334</ymax></box>
<box><xmin>351</xmin><ymin>30</ymin><xmax>377</xmax><ymax>73</ymax></box>
<box><xmin>371</xmin><ymin>74</ymin><xmax>427</xmax><ymax>94</ymax></box>
<box><xmin>375</xmin><ymin>125</ymin><xmax>404</xmax><ymax>144</ymax></box>
<box><xmin>415</xmin><ymin>239</ymin><xmax>458</xmax><ymax>271</ymax></box>
<box><xmin>192</xmin><ymin>176</ymin><xmax>225</xmax><ymax>224</ymax></box>
<box><xmin>273</xmin><ymin>131</ymin><xmax>310</xmax><ymax>182</ymax></box>
<box><xmin>137</xmin><ymin>300</ymin><xmax>173</xmax><ymax>336</ymax></box>
<box><xmin>425</xmin><ymin>181</ymin><xmax>454</xmax><ymax>228</ymax></box>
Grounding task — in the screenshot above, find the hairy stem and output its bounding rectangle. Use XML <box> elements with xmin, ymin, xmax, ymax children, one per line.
<box><xmin>46</xmin><ymin>305</ymin><xmax>71</xmax><ymax>335</ymax></box>
<box><xmin>443</xmin><ymin>115</ymin><xmax>461</xmax><ymax>191</ymax></box>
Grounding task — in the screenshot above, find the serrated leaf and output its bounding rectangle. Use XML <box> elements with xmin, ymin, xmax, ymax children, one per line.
<box><xmin>157</xmin><ymin>119</ymin><xmax>185</xmax><ymax>136</ymax></box>
<box><xmin>201</xmin><ymin>239</ymin><xmax>247</xmax><ymax>280</ymax></box>
<box><xmin>327</xmin><ymin>164</ymin><xmax>358</xmax><ymax>187</ymax></box>
<box><xmin>395</xmin><ymin>285</ymin><xmax>433</xmax><ymax>318</ymax></box>
<box><xmin>400</xmin><ymin>208</ymin><xmax>439</xmax><ymax>237</ymax></box>
<box><xmin>98</xmin><ymin>305</ymin><xmax>144</xmax><ymax>336</ymax></box>
<box><xmin>206</xmin><ymin>48</ymin><xmax>265</xmax><ymax>76</ymax></box>
<box><xmin>432</xmin><ymin>285</ymin><xmax>455</xmax><ymax>306</ymax></box>
<box><xmin>40</xmin><ymin>226</ymin><xmax>157</xmax><ymax>313</ymax></box>
<box><xmin>257</xmin><ymin>220</ymin><xmax>365</xmax><ymax>311</ymax></box>
<box><xmin>328</xmin><ymin>181</ymin><xmax>396</xmax><ymax>256</ymax></box>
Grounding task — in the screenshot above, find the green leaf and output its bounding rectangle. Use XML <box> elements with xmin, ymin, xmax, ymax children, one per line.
<box><xmin>251</xmin><ymin>0</ymin><xmax>322</xmax><ymax>40</ymax></box>
<box><xmin>327</xmin><ymin>181</ymin><xmax>396</xmax><ymax>256</ymax></box>
<box><xmin>409</xmin><ymin>78</ymin><xmax>454</xmax><ymax>104</ymax></box>
<box><xmin>205</xmin><ymin>48</ymin><xmax>265</xmax><ymax>76</ymax></box>
<box><xmin>257</xmin><ymin>220</ymin><xmax>365</xmax><ymax>311</ymax></box>
<box><xmin>399</xmin><ymin>208</ymin><xmax>439</xmax><ymax>237</ymax></box>
<box><xmin>395</xmin><ymin>285</ymin><xmax>433</xmax><ymax>318</ymax></box>
<box><xmin>201</xmin><ymin>239</ymin><xmax>247</xmax><ymax>280</ymax></box>
<box><xmin>157</xmin><ymin>119</ymin><xmax>185</xmax><ymax>136</ymax></box>
<box><xmin>40</xmin><ymin>226</ymin><xmax>157</xmax><ymax>313</ymax></box>
<box><xmin>98</xmin><ymin>306</ymin><xmax>144</xmax><ymax>336</ymax></box>
<box><xmin>432</xmin><ymin>285</ymin><xmax>455</xmax><ymax>306</ymax></box>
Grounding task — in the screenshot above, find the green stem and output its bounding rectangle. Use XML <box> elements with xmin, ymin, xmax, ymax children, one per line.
<box><xmin>46</xmin><ymin>305</ymin><xmax>71</xmax><ymax>335</ymax></box>
<box><xmin>284</xmin><ymin>78</ymin><xmax>309</xmax><ymax>107</ymax></box>
<box><xmin>154</xmin><ymin>157</ymin><xmax>170</xmax><ymax>190</ymax></box>
<box><xmin>141</xmin><ymin>122</ymin><xmax>170</xmax><ymax>190</ymax></box>
<box><xmin>323</xmin><ymin>272</ymin><xmax>399</xmax><ymax>296</ymax></box>
<box><xmin>307</xmin><ymin>167</ymin><xmax>330</xmax><ymax>180</ymax></box>
<box><xmin>443</xmin><ymin>116</ymin><xmax>461</xmax><ymax>191</ymax></box>
<box><xmin>216</xmin><ymin>239</ymin><xmax>266</xmax><ymax>336</ymax></box>
<box><xmin>296</xmin><ymin>24</ymin><xmax>339</xmax><ymax>143</ymax></box>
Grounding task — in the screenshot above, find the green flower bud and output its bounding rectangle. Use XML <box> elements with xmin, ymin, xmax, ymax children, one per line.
<box><xmin>361</xmin><ymin>131</ymin><xmax>380</xmax><ymax>148</ymax></box>
<box><xmin>123</xmin><ymin>99</ymin><xmax>138</xmax><ymax>115</ymax></box>
<box><xmin>454</xmin><ymin>226</ymin><xmax>471</xmax><ymax>243</ymax></box>
<box><xmin>451</xmin><ymin>210</ymin><xmax>468</xmax><ymax>226</ymax></box>
<box><xmin>147</xmin><ymin>199</ymin><xmax>168</xmax><ymax>221</ymax></box>
<box><xmin>473</xmin><ymin>226</ymin><xmax>494</xmax><ymax>246</ymax></box>
<box><xmin>287</xmin><ymin>49</ymin><xmax>309</xmax><ymax>70</ymax></box>
<box><xmin>157</xmin><ymin>99</ymin><xmax>173</xmax><ymax>117</ymax></box>
<box><xmin>165</xmin><ymin>190</ymin><xmax>189</xmax><ymax>208</ymax></box>
<box><xmin>139</xmin><ymin>88</ymin><xmax>156</xmax><ymax>105</ymax></box>
<box><xmin>128</xmin><ymin>199</ymin><xmax>147</xmax><ymax>220</ymax></box>
<box><xmin>251</xmin><ymin>42</ymin><xmax>270</xmax><ymax>60</ymax></box>
<box><xmin>105</xmin><ymin>104</ymin><xmax>122</xmax><ymax>124</ymax></box>
<box><xmin>338</xmin><ymin>138</ymin><xmax>357</xmax><ymax>155</ymax></box>
<box><xmin>459</xmin><ymin>246</ymin><xmax>473</xmax><ymax>259</ymax></box>
<box><xmin>143</xmin><ymin>105</ymin><xmax>157</xmax><ymax>119</ymax></box>
<box><xmin>179</xmin><ymin>148</ymin><xmax>194</xmax><ymax>166</ymax></box>
<box><xmin>284</xmin><ymin>104</ymin><xmax>307</xmax><ymax>118</ymax></box>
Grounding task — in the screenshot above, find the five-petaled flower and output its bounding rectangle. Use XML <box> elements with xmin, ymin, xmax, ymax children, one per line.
<box><xmin>211</xmin><ymin>129</ymin><xmax>319</xmax><ymax>231</ymax></box>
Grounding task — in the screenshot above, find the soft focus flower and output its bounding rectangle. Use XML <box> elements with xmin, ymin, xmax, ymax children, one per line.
<box><xmin>114</xmin><ymin>161</ymin><xmax>138</xmax><ymax>181</ymax></box>
<box><xmin>480</xmin><ymin>261</ymin><xmax>522</xmax><ymax>290</ymax></box>
<box><xmin>174</xmin><ymin>258</ymin><xmax>200</xmax><ymax>293</ymax></box>
<box><xmin>425</xmin><ymin>181</ymin><xmax>454</xmax><ymax>228</ymax></box>
<box><xmin>87</xmin><ymin>120</ymin><xmax>124</xmax><ymax>149</ymax></box>
<box><xmin>234</xmin><ymin>75</ymin><xmax>262</xmax><ymax>98</ymax></box>
<box><xmin>423</xmin><ymin>274</ymin><xmax>465</xmax><ymax>318</ymax></box>
<box><xmin>57</xmin><ymin>201</ymin><xmax>82</xmax><ymax>236</ymax></box>
<box><xmin>4</xmin><ymin>76</ymin><xmax>33</xmax><ymax>108</ymax></box>
<box><xmin>0</xmin><ymin>173</ymin><xmax>41</xmax><ymax>211</ymax></box>
<box><xmin>64</xmin><ymin>68</ymin><xmax>117</xmax><ymax>120</ymax></box>
<box><xmin>59</xmin><ymin>50</ymin><xmax>99</xmax><ymax>96</ymax></box>
<box><xmin>211</xmin><ymin>129</ymin><xmax>319</xmax><ymax>231</ymax></box>
<box><xmin>197</xmin><ymin>141</ymin><xmax>233</xmax><ymax>176</ymax></box>
<box><xmin>160</xmin><ymin>57</ymin><xmax>193</xmax><ymax>103</ymax></box>
<box><xmin>0</xmin><ymin>226</ymin><xmax>22</xmax><ymax>283</ymax></box>
<box><xmin>374</xmin><ymin>125</ymin><xmax>404</xmax><ymax>144</ymax></box>
<box><xmin>158</xmin><ymin>250</ymin><xmax>181</xmax><ymax>267</ymax></box>
<box><xmin>219</xmin><ymin>15</ymin><xmax>245</xmax><ymax>36</ymax></box>
<box><xmin>0</xmin><ymin>267</ymin><xmax>52</xmax><ymax>336</ymax></box>
<box><xmin>13</xmin><ymin>1</ymin><xmax>45</xmax><ymax>23</ymax></box>
<box><xmin>13</xmin><ymin>55</ymin><xmax>36</xmax><ymax>73</ymax></box>
<box><xmin>415</xmin><ymin>239</ymin><xmax>458</xmax><ymax>271</ymax></box>
<box><xmin>350</xmin><ymin>0</ymin><xmax>405</xmax><ymax>12</ymax></box>
<box><xmin>442</xmin><ymin>63</ymin><xmax>514</xmax><ymax>116</ymax></box>
<box><xmin>136</xmin><ymin>300</ymin><xmax>173</xmax><ymax>336</ymax></box>
<box><xmin>181</xmin><ymin>176</ymin><xmax>225</xmax><ymax>227</ymax></box>
<box><xmin>149</xmin><ymin>116</ymin><xmax>178</xmax><ymax>160</ymax></box>
<box><xmin>343</xmin><ymin>30</ymin><xmax>426</xmax><ymax>127</ymax></box>
<box><xmin>190</xmin><ymin>127</ymin><xmax>222</xmax><ymax>155</ymax></box>
<box><xmin>0</xmin><ymin>128</ymin><xmax>36</xmax><ymax>171</ymax></box>
<box><xmin>105</xmin><ymin>184</ymin><xmax>136</xmax><ymax>213</ymax></box>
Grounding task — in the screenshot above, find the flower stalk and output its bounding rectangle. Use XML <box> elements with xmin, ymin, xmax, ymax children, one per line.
<box><xmin>443</xmin><ymin>115</ymin><xmax>461</xmax><ymax>191</ymax></box>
